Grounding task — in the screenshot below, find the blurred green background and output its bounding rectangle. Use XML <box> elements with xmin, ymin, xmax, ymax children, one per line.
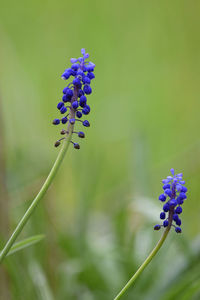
<box><xmin>0</xmin><ymin>0</ymin><xmax>200</xmax><ymax>299</ymax></box>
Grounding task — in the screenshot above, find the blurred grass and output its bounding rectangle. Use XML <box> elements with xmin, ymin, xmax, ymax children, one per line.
<box><xmin>0</xmin><ymin>0</ymin><xmax>200</xmax><ymax>299</ymax></box>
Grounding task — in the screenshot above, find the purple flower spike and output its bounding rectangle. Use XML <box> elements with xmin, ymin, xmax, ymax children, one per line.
<box><xmin>52</xmin><ymin>49</ymin><xmax>95</xmax><ymax>148</ymax></box>
<box><xmin>154</xmin><ymin>169</ymin><xmax>187</xmax><ymax>234</ymax></box>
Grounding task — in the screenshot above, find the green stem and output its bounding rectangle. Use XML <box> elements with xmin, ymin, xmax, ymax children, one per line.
<box><xmin>0</xmin><ymin>124</ymin><xmax>74</xmax><ymax>264</ymax></box>
<box><xmin>114</xmin><ymin>227</ymin><xmax>171</xmax><ymax>300</ymax></box>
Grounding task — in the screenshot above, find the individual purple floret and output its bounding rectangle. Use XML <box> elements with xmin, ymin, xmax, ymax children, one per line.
<box><xmin>154</xmin><ymin>169</ymin><xmax>188</xmax><ymax>233</ymax></box>
<box><xmin>52</xmin><ymin>48</ymin><xmax>95</xmax><ymax>148</ymax></box>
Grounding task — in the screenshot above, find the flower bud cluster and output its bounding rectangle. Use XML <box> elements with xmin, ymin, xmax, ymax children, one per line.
<box><xmin>154</xmin><ymin>169</ymin><xmax>187</xmax><ymax>233</ymax></box>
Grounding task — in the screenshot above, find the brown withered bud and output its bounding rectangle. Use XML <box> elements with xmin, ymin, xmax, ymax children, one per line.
<box><xmin>60</xmin><ymin>129</ymin><xmax>67</xmax><ymax>135</ymax></box>
<box><xmin>54</xmin><ymin>141</ymin><xmax>61</xmax><ymax>147</ymax></box>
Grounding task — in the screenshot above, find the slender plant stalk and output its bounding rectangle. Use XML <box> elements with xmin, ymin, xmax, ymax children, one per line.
<box><xmin>0</xmin><ymin>123</ymin><xmax>74</xmax><ymax>264</ymax></box>
<box><xmin>114</xmin><ymin>226</ymin><xmax>171</xmax><ymax>300</ymax></box>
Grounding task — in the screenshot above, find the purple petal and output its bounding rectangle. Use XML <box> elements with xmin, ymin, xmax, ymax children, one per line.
<box><xmin>177</xmin><ymin>173</ymin><xmax>183</xmax><ymax>178</ymax></box>
<box><xmin>170</xmin><ymin>168</ymin><xmax>175</xmax><ymax>175</ymax></box>
<box><xmin>162</xmin><ymin>179</ymin><xmax>170</xmax><ymax>184</ymax></box>
<box><xmin>176</xmin><ymin>184</ymin><xmax>182</xmax><ymax>191</ymax></box>
<box><xmin>179</xmin><ymin>180</ymin><xmax>185</xmax><ymax>184</ymax></box>
<box><xmin>70</xmin><ymin>58</ymin><xmax>78</xmax><ymax>63</ymax></box>
<box><xmin>81</xmin><ymin>48</ymin><xmax>86</xmax><ymax>55</ymax></box>
<box><xmin>84</xmin><ymin>53</ymin><xmax>89</xmax><ymax>59</ymax></box>
<box><xmin>89</xmin><ymin>62</ymin><xmax>95</xmax><ymax>68</ymax></box>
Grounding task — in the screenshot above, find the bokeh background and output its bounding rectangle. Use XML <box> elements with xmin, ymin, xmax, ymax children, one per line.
<box><xmin>0</xmin><ymin>1</ymin><xmax>200</xmax><ymax>299</ymax></box>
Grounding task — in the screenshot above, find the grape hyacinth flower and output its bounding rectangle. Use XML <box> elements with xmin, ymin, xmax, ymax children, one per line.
<box><xmin>114</xmin><ymin>169</ymin><xmax>189</xmax><ymax>299</ymax></box>
<box><xmin>52</xmin><ymin>48</ymin><xmax>95</xmax><ymax>149</ymax></box>
<box><xmin>154</xmin><ymin>169</ymin><xmax>187</xmax><ymax>233</ymax></box>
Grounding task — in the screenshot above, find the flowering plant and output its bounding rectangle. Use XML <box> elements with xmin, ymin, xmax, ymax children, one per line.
<box><xmin>0</xmin><ymin>49</ymin><xmax>95</xmax><ymax>263</ymax></box>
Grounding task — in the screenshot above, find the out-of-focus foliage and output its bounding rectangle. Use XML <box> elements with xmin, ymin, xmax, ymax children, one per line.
<box><xmin>0</xmin><ymin>0</ymin><xmax>200</xmax><ymax>299</ymax></box>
